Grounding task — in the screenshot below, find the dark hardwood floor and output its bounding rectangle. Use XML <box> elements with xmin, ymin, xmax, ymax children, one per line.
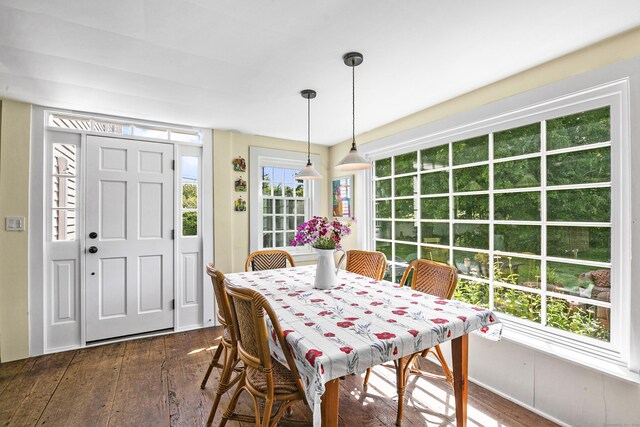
<box><xmin>0</xmin><ymin>327</ymin><xmax>557</xmax><ymax>427</ymax></box>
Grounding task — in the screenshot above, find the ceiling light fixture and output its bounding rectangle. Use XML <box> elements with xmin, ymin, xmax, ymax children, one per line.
<box><xmin>335</xmin><ymin>51</ymin><xmax>372</xmax><ymax>171</ymax></box>
<box><xmin>296</xmin><ymin>89</ymin><xmax>322</xmax><ymax>180</ymax></box>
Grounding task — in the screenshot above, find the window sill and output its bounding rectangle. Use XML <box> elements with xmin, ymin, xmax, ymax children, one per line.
<box><xmin>499</xmin><ymin>318</ymin><xmax>640</xmax><ymax>384</ymax></box>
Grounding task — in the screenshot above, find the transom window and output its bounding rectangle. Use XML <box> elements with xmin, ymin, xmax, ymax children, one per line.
<box><xmin>373</xmin><ymin>106</ymin><xmax>612</xmax><ymax>343</ymax></box>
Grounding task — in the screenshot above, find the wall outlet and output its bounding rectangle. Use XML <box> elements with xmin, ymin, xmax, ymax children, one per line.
<box><xmin>5</xmin><ymin>216</ymin><xmax>25</xmax><ymax>231</ymax></box>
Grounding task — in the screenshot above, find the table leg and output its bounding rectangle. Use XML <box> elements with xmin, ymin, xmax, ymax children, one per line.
<box><xmin>321</xmin><ymin>378</ymin><xmax>340</xmax><ymax>426</ymax></box>
<box><xmin>451</xmin><ymin>334</ymin><xmax>469</xmax><ymax>427</ymax></box>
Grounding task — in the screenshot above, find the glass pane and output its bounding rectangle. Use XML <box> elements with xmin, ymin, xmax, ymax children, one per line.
<box><xmin>263</xmin><ymin>199</ymin><xmax>274</xmax><ymax>215</ymax></box>
<box><xmin>376</xmin><ymin>241</ymin><xmax>392</xmax><ymax>260</ymax></box>
<box><xmin>546</xmin><ymin>296</ymin><xmax>610</xmax><ymax>341</ymax></box>
<box><xmin>171</xmin><ymin>130</ymin><xmax>201</xmax><ymax>143</ymax></box>
<box><xmin>296</xmin><ymin>216</ymin><xmax>305</xmax><ymax>228</ymax></box>
<box><xmin>454</xmin><ymin>194</ymin><xmax>488</xmax><ymax>220</ymax></box>
<box><xmin>295</xmin><ymin>184</ymin><xmax>304</xmax><ymax>197</ymax></box>
<box><xmin>547</xmin><ymin>106</ymin><xmax>610</xmax><ymax>150</ymax></box>
<box><xmin>421</xmin><ymin>246</ymin><xmax>449</xmax><ymax>264</ymax></box>
<box><xmin>275</xmin><ymin>216</ymin><xmax>284</xmax><ymax>231</ymax></box>
<box><xmin>494</xmin><ymin>157</ymin><xmax>540</xmax><ymax>189</ymax></box>
<box><xmin>395</xmin><ymin>176</ymin><xmax>416</xmax><ymax>197</ymax></box>
<box><xmin>275</xmin><ymin>232</ymin><xmax>284</xmax><ymax>247</ymax></box>
<box><xmin>547</xmin><ymin>188</ymin><xmax>610</xmax><ymax>223</ymax></box>
<box><xmin>420</xmin><ymin>197</ymin><xmax>449</xmax><ymax>220</ymax></box>
<box><xmin>375</xmin><ymin>221</ymin><xmax>392</xmax><ymax>240</ymax></box>
<box><xmin>453</xmin><ymin>250</ymin><xmax>489</xmax><ymax>279</ymax></box>
<box><xmin>52</xmin><ymin>209</ymin><xmax>76</xmax><ymax>241</ymax></box>
<box><xmin>376</xmin><ymin>200</ymin><xmax>392</xmax><ymax>219</ymax></box>
<box><xmin>263</xmin><ymin>216</ymin><xmax>273</xmax><ymax>231</ymax></box>
<box><xmin>52</xmin><ymin>144</ymin><xmax>77</xmax><ymax>175</ymax></box>
<box><xmin>494</xmin><ymin>123</ymin><xmax>541</xmax><ymax>159</ymax></box>
<box><xmin>421</xmin><ymin>171</ymin><xmax>449</xmax><ymax>195</ymax></box>
<box><xmin>275</xmin><ymin>199</ymin><xmax>284</xmax><ymax>214</ymax></box>
<box><xmin>286</xmin><ymin>216</ymin><xmax>295</xmax><ymax>230</ymax></box>
<box><xmin>494</xmin><ymin>192</ymin><xmax>540</xmax><ymax>221</ymax></box>
<box><xmin>395</xmin><ymin>264</ymin><xmax>409</xmax><ymax>284</ymax></box>
<box><xmin>262</xmin><ymin>182</ymin><xmax>271</xmax><ymax>196</ymax></box>
<box><xmin>52</xmin><ymin>176</ymin><xmax>77</xmax><ymax>209</ymax></box>
<box><xmin>263</xmin><ymin>233</ymin><xmax>273</xmax><ymax>248</ymax></box>
<box><xmin>296</xmin><ymin>200</ymin><xmax>305</xmax><ymax>214</ymax></box>
<box><xmin>547</xmin><ymin>226</ymin><xmax>610</xmax><ymax>262</ymax></box>
<box><xmin>395</xmin><ymin>243</ymin><xmax>418</xmax><ymax>264</ymax></box>
<box><xmin>453</xmin><ymin>224</ymin><xmax>489</xmax><ymax>249</ymax></box>
<box><xmin>453</xmin><ymin>278</ymin><xmax>489</xmax><ymax>308</ymax></box>
<box><xmin>285</xmin><ymin>199</ymin><xmax>295</xmax><ymax>214</ymax></box>
<box><xmin>395</xmin><ymin>199</ymin><xmax>415</xmax><ymax>219</ymax></box>
<box><xmin>394</xmin><ymin>152</ymin><xmax>418</xmax><ymax>174</ymax></box>
<box><xmin>494</xmin><ymin>286</ymin><xmax>541</xmax><ymax>322</ymax></box>
<box><xmin>284</xmin><ymin>183</ymin><xmax>294</xmax><ymax>197</ymax></box>
<box><xmin>262</xmin><ymin>167</ymin><xmax>272</xmax><ymax>181</ymax></box>
<box><xmin>376</xmin><ymin>179</ymin><xmax>392</xmax><ymax>198</ymax></box>
<box><xmin>383</xmin><ymin>265</ymin><xmax>393</xmax><ymax>282</ymax></box>
<box><xmin>547</xmin><ymin>262</ymin><xmax>610</xmax><ymax>304</ymax></box>
<box><xmin>421</xmin><ymin>145</ymin><xmax>449</xmax><ymax>170</ymax></box>
<box><xmin>286</xmin><ymin>232</ymin><xmax>294</xmax><ymax>246</ymax></box>
<box><xmin>493</xmin><ymin>255</ymin><xmax>541</xmax><ymax>287</ymax></box>
<box><xmin>273</xmin><ymin>184</ymin><xmax>284</xmax><ymax>197</ymax></box>
<box><xmin>494</xmin><ymin>224</ymin><xmax>541</xmax><ymax>254</ymax></box>
<box><xmin>421</xmin><ymin>222</ymin><xmax>449</xmax><ymax>246</ymax></box>
<box><xmin>181</xmin><ymin>156</ymin><xmax>198</xmax><ymax>182</ymax></box>
<box><xmin>273</xmin><ymin>168</ymin><xmax>284</xmax><ymax>184</ymax></box>
<box><xmin>453</xmin><ymin>165</ymin><xmax>488</xmax><ymax>192</ymax></box>
<box><xmin>182</xmin><ymin>183</ymin><xmax>197</xmax><ymax>209</ymax></box>
<box><xmin>453</xmin><ymin>135</ymin><xmax>488</xmax><ymax>165</ymax></box>
<box><xmin>133</xmin><ymin>126</ymin><xmax>168</xmax><ymax>139</ymax></box>
<box><xmin>395</xmin><ymin>222</ymin><xmax>417</xmax><ymax>242</ymax></box>
<box><xmin>547</xmin><ymin>147</ymin><xmax>610</xmax><ymax>186</ymax></box>
<box><xmin>375</xmin><ymin>158</ymin><xmax>392</xmax><ymax>178</ymax></box>
<box><xmin>182</xmin><ymin>211</ymin><xmax>197</xmax><ymax>236</ymax></box>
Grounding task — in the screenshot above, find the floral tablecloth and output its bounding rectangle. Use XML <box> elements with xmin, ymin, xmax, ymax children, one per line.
<box><xmin>224</xmin><ymin>265</ymin><xmax>502</xmax><ymax>426</ymax></box>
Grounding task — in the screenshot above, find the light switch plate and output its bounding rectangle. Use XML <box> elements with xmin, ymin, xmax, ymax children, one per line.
<box><xmin>5</xmin><ymin>216</ymin><xmax>25</xmax><ymax>231</ymax></box>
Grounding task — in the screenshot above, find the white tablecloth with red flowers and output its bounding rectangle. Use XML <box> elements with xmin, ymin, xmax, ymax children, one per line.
<box><xmin>224</xmin><ymin>266</ymin><xmax>502</xmax><ymax>426</ymax></box>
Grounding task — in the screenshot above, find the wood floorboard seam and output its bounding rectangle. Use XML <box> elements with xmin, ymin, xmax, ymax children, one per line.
<box><xmin>0</xmin><ymin>359</ymin><xmax>28</xmax><ymax>396</ymax></box>
<box><xmin>32</xmin><ymin>351</ymin><xmax>77</xmax><ymax>427</ymax></box>
<box><xmin>106</xmin><ymin>342</ymin><xmax>128</xmax><ymax>427</ymax></box>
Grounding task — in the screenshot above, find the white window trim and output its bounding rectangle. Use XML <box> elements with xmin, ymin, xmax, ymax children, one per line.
<box><xmin>357</xmin><ymin>57</ymin><xmax>640</xmax><ymax>383</ymax></box>
<box><xmin>249</xmin><ymin>147</ymin><xmax>321</xmax><ymax>263</ymax></box>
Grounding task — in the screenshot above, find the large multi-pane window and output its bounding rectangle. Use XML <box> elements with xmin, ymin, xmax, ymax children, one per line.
<box><xmin>373</xmin><ymin>106</ymin><xmax>612</xmax><ymax>342</ymax></box>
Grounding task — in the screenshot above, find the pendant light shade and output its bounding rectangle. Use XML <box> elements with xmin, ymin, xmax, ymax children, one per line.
<box><xmin>296</xmin><ymin>89</ymin><xmax>322</xmax><ymax>180</ymax></box>
<box><xmin>335</xmin><ymin>52</ymin><xmax>372</xmax><ymax>171</ymax></box>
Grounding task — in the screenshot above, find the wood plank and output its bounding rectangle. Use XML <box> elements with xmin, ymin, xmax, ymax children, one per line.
<box><xmin>0</xmin><ymin>358</ymin><xmax>28</xmax><ymax>395</ymax></box>
<box><xmin>35</xmin><ymin>342</ymin><xmax>126</xmax><ymax>427</ymax></box>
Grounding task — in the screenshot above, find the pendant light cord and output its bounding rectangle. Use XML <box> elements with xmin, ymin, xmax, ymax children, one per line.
<box><xmin>307</xmin><ymin>95</ymin><xmax>311</xmax><ymax>164</ymax></box>
<box><xmin>352</xmin><ymin>63</ymin><xmax>356</xmax><ymax>149</ymax></box>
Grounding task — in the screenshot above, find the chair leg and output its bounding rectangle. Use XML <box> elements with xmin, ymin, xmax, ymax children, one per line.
<box><xmin>261</xmin><ymin>398</ymin><xmax>274</xmax><ymax>427</ymax></box>
<box><xmin>363</xmin><ymin>368</ymin><xmax>372</xmax><ymax>389</ymax></box>
<box><xmin>206</xmin><ymin>347</ymin><xmax>239</xmax><ymax>427</ymax></box>
<box><xmin>220</xmin><ymin>375</ymin><xmax>247</xmax><ymax>427</ymax></box>
<box><xmin>434</xmin><ymin>344</ymin><xmax>455</xmax><ymax>387</ymax></box>
<box><xmin>201</xmin><ymin>342</ymin><xmax>224</xmax><ymax>389</ymax></box>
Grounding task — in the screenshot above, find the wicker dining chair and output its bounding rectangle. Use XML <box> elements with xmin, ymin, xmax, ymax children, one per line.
<box><xmin>339</xmin><ymin>250</ymin><xmax>387</xmax><ymax>280</ymax></box>
<box><xmin>202</xmin><ymin>265</ymin><xmax>242</xmax><ymax>427</ymax></box>
<box><xmin>221</xmin><ymin>285</ymin><xmax>307</xmax><ymax>427</ymax></box>
<box><xmin>363</xmin><ymin>259</ymin><xmax>458</xmax><ymax>426</ymax></box>
<box><xmin>245</xmin><ymin>249</ymin><xmax>296</xmax><ymax>272</ymax></box>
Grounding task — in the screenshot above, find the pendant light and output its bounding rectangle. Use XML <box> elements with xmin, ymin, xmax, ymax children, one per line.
<box><xmin>335</xmin><ymin>52</ymin><xmax>372</xmax><ymax>171</ymax></box>
<box><xmin>296</xmin><ymin>89</ymin><xmax>322</xmax><ymax>180</ymax></box>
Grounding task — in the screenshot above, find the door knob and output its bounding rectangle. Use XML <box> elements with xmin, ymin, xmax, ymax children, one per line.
<box><xmin>89</xmin><ymin>232</ymin><xmax>98</xmax><ymax>239</ymax></box>
<box><xmin>88</xmin><ymin>246</ymin><xmax>98</xmax><ymax>254</ymax></box>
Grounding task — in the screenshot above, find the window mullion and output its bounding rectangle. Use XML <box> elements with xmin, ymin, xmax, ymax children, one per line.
<box><xmin>540</xmin><ymin>119</ymin><xmax>548</xmax><ymax>326</ymax></box>
<box><xmin>488</xmin><ymin>132</ymin><xmax>495</xmax><ymax>310</ymax></box>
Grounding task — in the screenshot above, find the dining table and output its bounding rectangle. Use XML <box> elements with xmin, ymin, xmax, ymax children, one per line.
<box><xmin>224</xmin><ymin>265</ymin><xmax>502</xmax><ymax>427</ymax></box>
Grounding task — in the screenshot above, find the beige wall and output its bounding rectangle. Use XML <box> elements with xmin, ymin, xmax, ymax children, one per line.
<box><xmin>0</xmin><ymin>100</ymin><xmax>31</xmax><ymax>362</ymax></box>
<box><xmin>213</xmin><ymin>130</ymin><xmax>330</xmax><ymax>274</ymax></box>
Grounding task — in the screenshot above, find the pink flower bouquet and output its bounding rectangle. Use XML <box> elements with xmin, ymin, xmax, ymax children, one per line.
<box><xmin>290</xmin><ymin>216</ymin><xmax>352</xmax><ymax>250</ymax></box>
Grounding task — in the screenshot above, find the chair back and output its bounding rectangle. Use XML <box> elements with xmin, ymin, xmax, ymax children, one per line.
<box><xmin>245</xmin><ymin>250</ymin><xmax>296</xmax><ymax>272</ymax></box>
<box><xmin>206</xmin><ymin>264</ymin><xmax>236</xmax><ymax>342</ymax></box>
<box><xmin>225</xmin><ymin>285</ymin><xmax>305</xmax><ymax>392</ymax></box>
<box><xmin>400</xmin><ymin>259</ymin><xmax>458</xmax><ymax>298</ymax></box>
<box><xmin>343</xmin><ymin>250</ymin><xmax>387</xmax><ymax>280</ymax></box>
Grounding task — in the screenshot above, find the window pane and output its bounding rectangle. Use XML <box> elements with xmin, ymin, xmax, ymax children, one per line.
<box><xmin>395</xmin><ymin>221</ymin><xmax>417</xmax><ymax>242</ymax></box>
<box><xmin>275</xmin><ymin>216</ymin><xmax>284</xmax><ymax>231</ymax></box>
<box><xmin>262</xmin><ymin>167</ymin><xmax>272</xmax><ymax>181</ymax></box>
<box><xmin>296</xmin><ymin>216</ymin><xmax>305</xmax><ymax>228</ymax></box>
<box><xmin>453</xmin><ymin>223</ymin><xmax>489</xmax><ymax>249</ymax></box>
<box><xmin>421</xmin><ymin>145</ymin><xmax>449</xmax><ymax>170</ymax></box>
<box><xmin>494</xmin><ymin>286</ymin><xmax>541</xmax><ymax>322</ymax></box>
<box><xmin>296</xmin><ymin>200</ymin><xmax>305</xmax><ymax>214</ymax></box>
<box><xmin>547</xmin><ymin>262</ymin><xmax>610</xmax><ymax>304</ymax></box>
<box><xmin>273</xmin><ymin>168</ymin><xmax>284</xmax><ymax>184</ymax></box>
<box><xmin>375</xmin><ymin>221</ymin><xmax>392</xmax><ymax>240</ymax></box>
<box><xmin>182</xmin><ymin>183</ymin><xmax>197</xmax><ymax>209</ymax></box>
<box><xmin>376</xmin><ymin>241</ymin><xmax>392</xmax><ymax>259</ymax></box>
<box><xmin>263</xmin><ymin>216</ymin><xmax>273</xmax><ymax>231</ymax></box>
<box><xmin>181</xmin><ymin>156</ymin><xmax>198</xmax><ymax>182</ymax></box>
<box><xmin>286</xmin><ymin>216</ymin><xmax>295</xmax><ymax>230</ymax></box>
<box><xmin>453</xmin><ymin>165</ymin><xmax>488</xmax><ymax>192</ymax></box>
<box><xmin>275</xmin><ymin>232</ymin><xmax>284</xmax><ymax>247</ymax></box>
<box><xmin>376</xmin><ymin>179</ymin><xmax>392</xmax><ymax>198</ymax></box>
<box><xmin>52</xmin><ymin>176</ymin><xmax>77</xmax><ymax>209</ymax></box>
<box><xmin>394</xmin><ymin>152</ymin><xmax>417</xmax><ymax>174</ymax></box>
<box><xmin>452</xmin><ymin>135</ymin><xmax>488</xmax><ymax>165</ymax></box>
<box><xmin>376</xmin><ymin>200</ymin><xmax>392</xmax><ymax>218</ymax></box>
<box><xmin>52</xmin><ymin>209</ymin><xmax>76</xmax><ymax>241</ymax></box>
<box><xmin>52</xmin><ymin>144</ymin><xmax>77</xmax><ymax>175</ymax></box>
<box><xmin>395</xmin><ymin>176</ymin><xmax>416</xmax><ymax>197</ymax></box>
<box><xmin>284</xmin><ymin>183</ymin><xmax>294</xmax><ymax>197</ymax></box>
<box><xmin>263</xmin><ymin>199</ymin><xmax>273</xmax><ymax>214</ymax></box>
<box><xmin>421</xmin><ymin>246</ymin><xmax>449</xmax><ymax>264</ymax></box>
<box><xmin>547</xmin><ymin>147</ymin><xmax>610</xmax><ymax>186</ymax></box>
<box><xmin>494</xmin><ymin>224</ymin><xmax>541</xmax><ymax>254</ymax></box>
<box><xmin>262</xmin><ymin>182</ymin><xmax>271</xmax><ymax>196</ymax></box>
<box><xmin>395</xmin><ymin>264</ymin><xmax>409</xmax><ymax>284</ymax></box>
<box><xmin>454</xmin><ymin>278</ymin><xmax>489</xmax><ymax>308</ymax></box>
<box><xmin>454</xmin><ymin>194</ymin><xmax>489</xmax><ymax>220</ymax></box>
<box><xmin>420</xmin><ymin>197</ymin><xmax>449</xmax><ymax>220</ymax></box>
<box><xmin>494</xmin><ymin>192</ymin><xmax>540</xmax><ymax>221</ymax></box>
<box><xmin>375</xmin><ymin>158</ymin><xmax>392</xmax><ymax>178</ymax></box>
<box><xmin>453</xmin><ymin>250</ymin><xmax>489</xmax><ymax>279</ymax></box>
<box><xmin>547</xmin><ymin>106</ymin><xmax>610</xmax><ymax>150</ymax></box>
<box><xmin>493</xmin><ymin>255</ymin><xmax>541</xmax><ymax>288</ymax></box>
<box><xmin>275</xmin><ymin>200</ymin><xmax>284</xmax><ymax>214</ymax></box>
<box><xmin>421</xmin><ymin>171</ymin><xmax>449</xmax><ymax>195</ymax></box>
<box><xmin>421</xmin><ymin>222</ymin><xmax>449</xmax><ymax>245</ymax></box>
<box><xmin>494</xmin><ymin>157</ymin><xmax>540</xmax><ymax>189</ymax></box>
<box><xmin>295</xmin><ymin>184</ymin><xmax>304</xmax><ymax>197</ymax></box>
<box><xmin>273</xmin><ymin>184</ymin><xmax>283</xmax><ymax>197</ymax></box>
<box><xmin>395</xmin><ymin>199</ymin><xmax>415</xmax><ymax>219</ymax></box>
<box><xmin>286</xmin><ymin>232</ymin><xmax>294</xmax><ymax>246</ymax></box>
<box><xmin>285</xmin><ymin>199</ymin><xmax>295</xmax><ymax>214</ymax></box>
<box><xmin>546</xmin><ymin>296</ymin><xmax>610</xmax><ymax>341</ymax></box>
<box><xmin>182</xmin><ymin>211</ymin><xmax>197</xmax><ymax>236</ymax></box>
<box><xmin>395</xmin><ymin>243</ymin><xmax>418</xmax><ymax>264</ymax></box>
<box><xmin>263</xmin><ymin>233</ymin><xmax>273</xmax><ymax>248</ymax></box>
<box><xmin>547</xmin><ymin>226</ymin><xmax>610</xmax><ymax>262</ymax></box>
<box><xmin>494</xmin><ymin>123</ymin><xmax>541</xmax><ymax>159</ymax></box>
<box><xmin>547</xmin><ymin>188</ymin><xmax>610</xmax><ymax>223</ymax></box>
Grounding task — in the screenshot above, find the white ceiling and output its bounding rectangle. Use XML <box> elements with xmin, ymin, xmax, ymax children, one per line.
<box><xmin>1</xmin><ymin>0</ymin><xmax>639</xmax><ymax>145</ymax></box>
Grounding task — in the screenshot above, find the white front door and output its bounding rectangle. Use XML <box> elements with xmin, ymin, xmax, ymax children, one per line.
<box><xmin>85</xmin><ymin>135</ymin><xmax>174</xmax><ymax>342</ymax></box>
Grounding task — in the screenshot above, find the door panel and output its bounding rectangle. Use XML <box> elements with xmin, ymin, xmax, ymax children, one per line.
<box><xmin>86</xmin><ymin>135</ymin><xmax>174</xmax><ymax>342</ymax></box>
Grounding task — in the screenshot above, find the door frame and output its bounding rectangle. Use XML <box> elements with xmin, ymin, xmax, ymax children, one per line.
<box><xmin>29</xmin><ymin>107</ymin><xmax>214</xmax><ymax>356</ymax></box>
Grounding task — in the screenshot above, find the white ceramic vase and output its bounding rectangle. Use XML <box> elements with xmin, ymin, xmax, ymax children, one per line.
<box><xmin>313</xmin><ymin>248</ymin><xmax>346</xmax><ymax>290</ymax></box>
